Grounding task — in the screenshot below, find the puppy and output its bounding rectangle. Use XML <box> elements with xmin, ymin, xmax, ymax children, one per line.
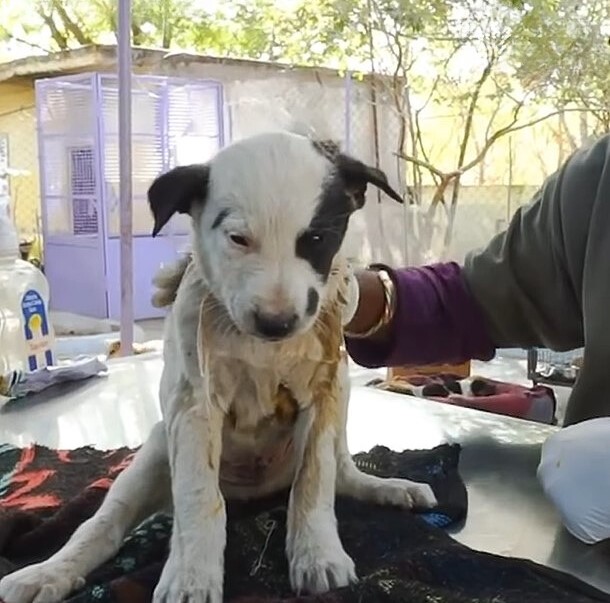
<box><xmin>0</xmin><ymin>131</ymin><xmax>436</xmax><ymax>603</ymax></box>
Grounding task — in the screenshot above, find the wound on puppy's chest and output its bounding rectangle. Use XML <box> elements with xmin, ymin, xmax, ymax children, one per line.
<box><xmin>275</xmin><ymin>384</ymin><xmax>299</xmax><ymax>423</ymax></box>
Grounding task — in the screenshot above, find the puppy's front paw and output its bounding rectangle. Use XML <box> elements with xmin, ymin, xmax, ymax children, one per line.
<box><xmin>0</xmin><ymin>562</ymin><xmax>84</xmax><ymax>603</ymax></box>
<box><xmin>288</xmin><ymin>532</ymin><xmax>357</xmax><ymax>594</ymax></box>
<box><xmin>153</xmin><ymin>554</ymin><xmax>222</xmax><ymax>603</ymax></box>
<box><xmin>374</xmin><ymin>477</ymin><xmax>438</xmax><ymax>509</ymax></box>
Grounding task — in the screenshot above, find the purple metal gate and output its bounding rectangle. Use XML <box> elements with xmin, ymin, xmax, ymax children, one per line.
<box><xmin>35</xmin><ymin>73</ymin><xmax>225</xmax><ymax>320</ymax></box>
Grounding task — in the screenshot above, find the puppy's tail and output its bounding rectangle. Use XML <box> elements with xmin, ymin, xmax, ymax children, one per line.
<box><xmin>151</xmin><ymin>254</ymin><xmax>192</xmax><ymax>308</ymax></box>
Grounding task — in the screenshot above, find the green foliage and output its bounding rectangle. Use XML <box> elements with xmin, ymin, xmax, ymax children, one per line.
<box><xmin>0</xmin><ymin>0</ymin><xmax>368</xmax><ymax>65</ymax></box>
<box><xmin>1</xmin><ymin>0</ymin><xmax>607</xmax><ymax>106</ymax></box>
<box><xmin>0</xmin><ymin>0</ymin><xmax>606</xmax><ymax>141</ymax></box>
<box><xmin>0</xmin><ymin>0</ymin><xmax>607</xmax><ymax>138</ymax></box>
<box><xmin>508</xmin><ymin>0</ymin><xmax>610</xmax><ymax>131</ymax></box>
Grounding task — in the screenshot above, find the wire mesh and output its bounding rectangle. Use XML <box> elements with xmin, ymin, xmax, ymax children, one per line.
<box><xmin>34</xmin><ymin>73</ymin><xmax>225</xmax><ymax>241</ymax></box>
<box><xmin>99</xmin><ymin>74</ymin><xmax>224</xmax><ymax>237</ymax></box>
<box><xmin>527</xmin><ymin>347</ymin><xmax>584</xmax><ymax>386</ymax></box>
<box><xmin>0</xmin><ymin>105</ymin><xmax>42</xmax><ymax>250</ymax></box>
<box><xmin>69</xmin><ymin>146</ymin><xmax>98</xmax><ymax>235</ymax></box>
<box><xmin>36</xmin><ymin>74</ymin><xmax>98</xmax><ymax>239</ymax></box>
<box><xmin>344</xmin><ymin>75</ymin><xmax>584</xmax><ymax>268</ymax></box>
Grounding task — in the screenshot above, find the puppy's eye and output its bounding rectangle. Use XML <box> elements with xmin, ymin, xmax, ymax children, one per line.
<box><xmin>229</xmin><ymin>233</ymin><xmax>250</xmax><ymax>248</ymax></box>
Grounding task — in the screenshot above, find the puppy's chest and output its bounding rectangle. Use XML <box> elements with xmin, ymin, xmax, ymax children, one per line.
<box><xmin>214</xmin><ymin>362</ymin><xmax>309</xmax><ymax>488</ymax></box>
<box><xmin>200</xmin><ymin>298</ymin><xmax>346</xmax><ymax>489</ymax></box>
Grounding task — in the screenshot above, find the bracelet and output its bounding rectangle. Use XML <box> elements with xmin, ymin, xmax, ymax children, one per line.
<box><xmin>344</xmin><ymin>266</ymin><xmax>396</xmax><ymax>339</ymax></box>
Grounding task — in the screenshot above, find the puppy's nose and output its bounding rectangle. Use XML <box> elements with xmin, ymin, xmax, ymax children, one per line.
<box><xmin>253</xmin><ymin>310</ymin><xmax>298</xmax><ymax>340</ymax></box>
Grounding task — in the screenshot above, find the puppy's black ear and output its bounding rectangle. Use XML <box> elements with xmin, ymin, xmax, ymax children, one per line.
<box><xmin>148</xmin><ymin>164</ymin><xmax>210</xmax><ymax>237</ymax></box>
<box><xmin>336</xmin><ymin>155</ymin><xmax>403</xmax><ymax>209</ymax></box>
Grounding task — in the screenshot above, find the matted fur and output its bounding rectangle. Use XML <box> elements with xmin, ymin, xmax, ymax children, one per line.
<box><xmin>151</xmin><ymin>254</ymin><xmax>192</xmax><ymax>309</ymax></box>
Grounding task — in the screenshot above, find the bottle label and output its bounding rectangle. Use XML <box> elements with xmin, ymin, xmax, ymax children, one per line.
<box><xmin>21</xmin><ymin>289</ymin><xmax>53</xmax><ymax>371</ymax></box>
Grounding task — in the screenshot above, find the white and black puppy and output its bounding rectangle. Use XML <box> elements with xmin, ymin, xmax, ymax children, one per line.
<box><xmin>0</xmin><ymin>131</ymin><xmax>436</xmax><ymax>603</ymax></box>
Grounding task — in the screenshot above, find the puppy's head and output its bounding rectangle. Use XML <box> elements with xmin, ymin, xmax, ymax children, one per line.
<box><xmin>148</xmin><ymin>132</ymin><xmax>402</xmax><ymax>342</ymax></box>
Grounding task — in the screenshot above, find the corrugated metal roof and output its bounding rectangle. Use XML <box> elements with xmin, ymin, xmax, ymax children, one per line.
<box><xmin>0</xmin><ymin>44</ymin><xmax>361</xmax><ymax>84</ymax></box>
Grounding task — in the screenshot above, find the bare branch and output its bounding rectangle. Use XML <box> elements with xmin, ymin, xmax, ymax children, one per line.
<box><xmin>37</xmin><ymin>8</ymin><xmax>68</xmax><ymax>50</ymax></box>
<box><xmin>398</xmin><ymin>107</ymin><xmax>592</xmax><ymax>181</ymax></box>
<box><xmin>426</xmin><ymin>173</ymin><xmax>460</xmax><ymax>217</ymax></box>
<box><xmin>50</xmin><ymin>0</ymin><xmax>92</xmax><ymax>45</ymax></box>
<box><xmin>416</xmin><ymin>45</ymin><xmax>463</xmax><ymax>116</ymax></box>
<box><xmin>0</xmin><ymin>32</ymin><xmax>52</xmax><ymax>54</ymax></box>
<box><xmin>460</xmin><ymin>107</ymin><xmax>591</xmax><ymax>173</ymax></box>
<box><xmin>454</xmin><ymin>55</ymin><xmax>495</xmax><ymax>170</ymax></box>
<box><xmin>413</xmin><ymin>112</ymin><xmax>438</xmax><ymax>182</ymax></box>
<box><xmin>395</xmin><ymin>151</ymin><xmax>461</xmax><ymax>180</ymax></box>
<box><xmin>411</xmin><ymin>48</ymin><xmax>465</xmax><ymax>178</ymax></box>
<box><xmin>483</xmin><ymin>95</ymin><xmax>503</xmax><ymax>142</ymax></box>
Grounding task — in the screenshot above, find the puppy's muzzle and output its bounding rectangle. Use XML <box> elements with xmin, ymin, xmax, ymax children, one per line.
<box><xmin>253</xmin><ymin>309</ymin><xmax>298</xmax><ymax>340</ymax></box>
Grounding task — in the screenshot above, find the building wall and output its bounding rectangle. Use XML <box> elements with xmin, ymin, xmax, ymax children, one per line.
<box><xmin>0</xmin><ymin>60</ymin><xmax>542</xmax><ymax>270</ymax></box>
<box><xmin>0</xmin><ymin>82</ymin><xmax>40</xmax><ymax>239</ymax></box>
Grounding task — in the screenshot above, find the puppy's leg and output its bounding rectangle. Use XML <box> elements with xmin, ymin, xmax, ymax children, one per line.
<box><xmin>335</xmin><ymin>364</ymin><xmax>437</xmax><ymax>509</ymax></box>
<box><xmin>286</xmin><ymin>383</ymin><xmax>356</xmax><ymax>595</ymax></box>
<box><xmin>336</xmin><ymin>450</ymin><xmax>437</xmax><ymax>509</ymax></box>
<box><xmin>152</xmin><ymin>376</ymin><xmax>225</xmax><ymax>603</ymax></box>
<box><xmin>0</xmin><ymin>422</ymin><xmax>170</xmax><ymax>603</ymax></box>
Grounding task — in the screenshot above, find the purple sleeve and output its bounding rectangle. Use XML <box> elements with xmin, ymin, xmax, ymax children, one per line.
<box><xmin>345</xmin><ymin>262</ymin><xmax>496</xmax><ymax>368</ymax></box>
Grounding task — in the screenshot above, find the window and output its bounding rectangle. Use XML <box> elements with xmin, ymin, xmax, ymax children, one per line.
<box><xmin>68</xmin><ymin>146</ymin><xmax>98</xmax><ymax>235</ymax></box>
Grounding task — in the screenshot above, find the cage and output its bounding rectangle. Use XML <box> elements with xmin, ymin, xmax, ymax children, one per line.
<box><xmin>527</xmin><ymin>347</ymin><xmax>583</xmax><ymax>386</ymax></box>
<box><xmin>35</xmin><ymin>73</ymin><xmax>225</xmax><ymax>320</ymax></box>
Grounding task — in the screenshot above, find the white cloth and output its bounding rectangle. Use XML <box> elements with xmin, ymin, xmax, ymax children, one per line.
<box><xmin>538</xmin><ymin>417</ymin><xmax>610</xmax><ymax>544</ymax></box>
<box><xmin>341</xmin><ymin>266</ymin><xmax>360</xmax><ymax>327</ymax></box>
<box><xmin>0</xmin><ymin>356</ymin><xmax>107</xmax><ymax>404</ymax></box>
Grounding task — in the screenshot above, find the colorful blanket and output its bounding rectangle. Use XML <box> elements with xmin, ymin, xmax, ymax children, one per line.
<box><xmin>0</xmin><ymin>443</ymin><xmax>607</xmax><ymax>602</ymax></box>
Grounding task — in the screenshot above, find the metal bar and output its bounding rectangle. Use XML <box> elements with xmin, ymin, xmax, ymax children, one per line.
<box><xmin>118</xmin><ymin>0</ymin><xmax>133</xmax><ymax>355</ymax></box>
<box><xmin>216</xmin><ymin>83</ymin><xmax>227</xmax><ymax>148</ymax></box>
<box><xmin>343</xmin><ymin>70</ymin><xmax>352</xmax><ymax>153</ymax></box>
<box><xmin>37</xmin><ymin>72</ymin><xmax>95</xmax><ymax>84</ymax></box>
<box><xmin>33</xmin><ymin>81</ymin><xmax>50</xmax><ymax>270</ymax></box>
<box><xmin>93</xmin><ymin>74</ymin><xmax>111</xmax><ymax>319</ymax></box>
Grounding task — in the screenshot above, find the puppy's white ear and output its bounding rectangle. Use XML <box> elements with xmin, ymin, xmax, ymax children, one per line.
<box><xmin>336</xmin><ymin>154</ymin><xmax>403</xmax><ymax>208</ymax></box>
<box><xmin>148</xmin><ymin>164</ymin><xmax>210</xmax><ymax>237</ymax></box>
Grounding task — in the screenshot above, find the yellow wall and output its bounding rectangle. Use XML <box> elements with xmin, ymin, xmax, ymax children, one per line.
<box><xmin>0</xmin><ymin>82</ymin><xmax>40</xmax><ymax>239</ymax></box>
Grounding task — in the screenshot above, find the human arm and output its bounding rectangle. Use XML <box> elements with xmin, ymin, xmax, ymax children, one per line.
<box><xmin>344</xmin><ymin>262</ymin><xmax>496</xmax><ymax>368</ymax></box>
<box><xmin>345</xmin><ymin>134</ymin><xmax>610</xmax><ymax>370</ymax></box>
<box><xmin>462</xmin><ymin>154</ymin><xmax>593</xmax><ymax>352</ymax></box>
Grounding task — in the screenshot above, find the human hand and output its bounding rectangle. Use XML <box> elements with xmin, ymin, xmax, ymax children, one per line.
<box><xmin>343</xmin><ymin>269</ymin><xmax>390</xmax><ymax>339</ymax></box>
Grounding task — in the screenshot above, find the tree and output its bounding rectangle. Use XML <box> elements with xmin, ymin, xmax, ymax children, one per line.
<box><xmin>348</xmin><ymin>0</ymin><xmax>593</xmax><ymax>261</ymax></box>
<box><xmin>0</xmin><ymin>0</ymin><xmax>219</xmax><ymax>51</ymax></box>
<box><xmin>0</xmin><ymin>0</ymin><xmax>603</xmax><ymax>263</ymax></box>
<box><xmin>0</xmin><ymin>0</ymin><xmax>362</xmax><ymax>64</ymax></box>
<box><xmin>509</xmin><ymin>0</ymin><xmax>610</xmax><ymax>141</ymax></box>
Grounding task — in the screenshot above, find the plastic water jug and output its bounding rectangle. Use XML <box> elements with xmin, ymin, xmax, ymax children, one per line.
<box><xmin>0</xmin><ymin>201</ymin><xmax>55</xmax><ymax>374</ymax></box>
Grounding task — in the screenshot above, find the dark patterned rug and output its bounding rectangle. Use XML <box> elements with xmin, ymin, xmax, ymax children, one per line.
<box><xmin>0</xmin><ymin>442</ymin><xmax>607</xmax><ymax>603</ymax></box>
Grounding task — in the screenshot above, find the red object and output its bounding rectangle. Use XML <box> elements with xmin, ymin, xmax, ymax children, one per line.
<box><xmin>376</xmin><ymin>375</ymin><xmax>557</xmax><ymax>425</ymax></box>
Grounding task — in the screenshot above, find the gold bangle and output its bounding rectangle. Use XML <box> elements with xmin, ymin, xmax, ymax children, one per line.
<box><xmin>344</xmin><ymin>268</ymin><xmax>396</xmax><ymax>339</ymax></box>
